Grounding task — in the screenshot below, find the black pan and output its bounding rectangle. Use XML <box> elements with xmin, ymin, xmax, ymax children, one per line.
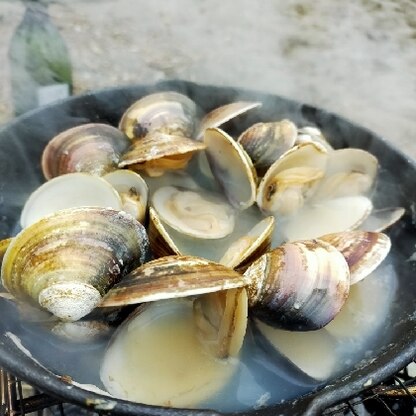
<box><xmin>0</xmin><ymin>80</ymin><xmax>415</xmax><ymax>415</ymax></box>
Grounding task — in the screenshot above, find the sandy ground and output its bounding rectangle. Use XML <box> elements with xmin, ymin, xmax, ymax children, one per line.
<box><xmin>0</xmin><ymin>0</ymin><xmax>416</xmax><ymax>158</ymax></box>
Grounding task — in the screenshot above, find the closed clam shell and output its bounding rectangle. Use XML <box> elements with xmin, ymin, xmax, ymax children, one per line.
<box><xmin>237</xmin><ymin>120</ymin><xmax>297</xmax><ymax>170</ymax></box>
<box><xmin>2</xmin><ymin>207</ymin><xmax>150</xmax><ymax>321</ymax></box>
<box><xmin>319</xmin><ymin>231</ymin><xmax>391</xmax><ymax>285</ymax></box>
<box><xmin>100</xmin><ymin>255</ymin><xmax>248</xmax><ymax>307</ymax></box>
<box><xmin>244</xmin><ymin>239</ymin><xmax>350</xmax><ymax>330</ymax></box>
<box><xmin>0</xmin><ymin>238</ymin><xmax>12</xmax><ymax>268</ymax></box>
<box><xmin>41</xmin><ymin>123</ymin><xmax>130</xmax><ymax>180</ymax></box>
<box><xmin>204</xmin><ymin>128</ymin><xmax>257</xmax><ymax>210</ymax></box>
<box><xmin>196</xmin><ymin>101</ymin><xmax>262</xmax><ymax>141</ymax></box>
<box><xmin>118</xmin><ymin>131</ymin><xmax>205</xmax><ymax>177</ymax></box>
<box><xmin>256</xmin><ymin>142</ymin><xmax>328</xmax><ymax>216</ymax></box>
<box><xmin>152</xmin><ymin>185</ymin><xmax>236</xmax><ymax>239</ymax></box>
<box><xmin>119</xmin><ymin>91</ymin><xmax>197</xmax><ymax>140</ymax></box>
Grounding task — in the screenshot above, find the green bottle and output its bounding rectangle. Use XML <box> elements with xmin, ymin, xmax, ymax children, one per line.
<box><xmin>8</xmin><ymin>0</ymin><xmax>73</xmax><ymax>116</ymax></box>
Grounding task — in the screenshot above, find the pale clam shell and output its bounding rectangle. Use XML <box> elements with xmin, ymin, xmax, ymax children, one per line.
<box><xmin>100</xmin><ymin>299</ymin><xmax>239</xmax><ymax>407</ymax></box>
<box><xmin>253</xmin><ymin>319</ymin><xmax>337</xmax><ymax>381</ymax></box>
<box><xmin>256</xmin><ymin>142</ymin><xmax>328</xmax><ymax>216</ymax></box>
<box><xmin>296</xmin><ymin>126</ymin><xmax>334</xmax><ymax>152</ymax></box>
<box><xmin>282</xmin><ymin>195</ymin><xmax>373</xmax><ymax>241</ymax></box>
<box><xmin>100</xmin><ymin>255</ymin><xmax>248</xmax><ymax>307</ymax></box>
<box><xmin>102</xmin><ymin>170</ymin><xmax>149</xmax><ymax>223</ymax></box>
<box><xmin>148</xmin><ymin>207</ymin><xmax>181</xmax><ymax>258</ymax></box>
<box><xmin>193</xmin><ymin>288</ymin><xmax>248</xmax><ymax>359</ymax></box>
<box><xmin>237</xmin><ymin>120</ymin><xmax>297</xmax><ymax>170</ymax></box>
<box><xmin>118</xmin><ymin>131</ymin><xmax>205</xmax><ymax>177</ymax></box>
<box><xmin>119</xmin><ymin>91</ymin><xmax>197</xmax><ymax>140</ymax></box>
<box><xmin>152</xmin><ymin>185</ymin><xmax>235</xmax><ymax>239</ymax></box>
<box><xmin>2</xmin><ymin>207</ymin><xmax>150</xmax><ymax>321</ymax></box>
<box><xmin>219</xmin><ymin>216</ymin><xmax>275</xmax><ymax>271</ymax></box>
<box><xmin>41</xmin><ymin>123</ymin><xmax>130</xmax><ymax>180</ymax></box>
<box><xmin>204</xmin><ymin>128</ymin><xmax>257</xmax><ymax>210</ymax></box>
<box><xmin>196</xmin><ymin>101</ymin><xmax>262</xmax><ymax>141</ymax></box>
<box><xmin>20</xmin><ymin>173</ymin><xmax>122</xmax><ymax>228</ymax></box>
<box><xmin>319</xmin><ymin>230</ymin><xmax>391</xmax><ymax>285</ymax></box>
<box><xmin>360</xmin><ymin>207</ymin><xmax>405</xmax><ymax>232</ymax></box>
<box><xmin>244</xmin><ymin>239</ymin><xmax>350</xmax><ymax>330</ymax></box>
<box><xmin>312</xmin><ymin>148</ymin><xmax>378</xmax><ymax>201</ymax></box>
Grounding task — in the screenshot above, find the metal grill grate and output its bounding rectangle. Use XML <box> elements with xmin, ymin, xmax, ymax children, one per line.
<box><xmin>1</xmin><ymin>361</ymin><xmax>415</xmax><ymax>416</ymax></box>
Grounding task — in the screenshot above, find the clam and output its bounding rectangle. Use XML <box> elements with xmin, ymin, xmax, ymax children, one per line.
<box><xmin>2</xmin><ymin>207</ymin><xmax>150</xmax><ymax>321</ymax></box>
<box><xmin>296</xmin><ymin>126</ymin><xmax>333</xmax><ymax>152</ymax></box>
<box><xmin>100</xmin><ymin>255</ymin><xmax>247</xmax><ymax>307</ymax></box>
<box><xmin>152</xmin><ymin>185</ymin><xmax>236</xmax><ymax>239</ymax></box>
<box><xmin>148</xmin><ymin>207</ymin><xmax>181</xmax><ymax>258</ymax></box>
<box><xmin>196</xmin><ymin>101</ymin><xmax>262</xmax><ymax>141</ymax></box>
<box><xmin>360</xmin><ymin>207</ymin><xmax>405</xmax><ymax>232</ymax></box>
<box><xmin>204</xmin><ymin>128</ymin><xmax>257</xmax><ymax>210</ymax></box>
<box><xmin>102</xmin><ymin>170</ymin><xmax>148</xmax><ymax>223</ymax></box>
<box><xmin>237</xmin><ymin>120</ymin><xmax>297</xmax><ymax>171</ymax></box>
<box><xmin>41</xmin><ymin>123</ymin><xmax>130</xmax><ymax>180</ymax></box>
<box><xmin>100</xmin><ymin>299</ymin><xmax>240</xmax><ymax>408</ymax></box>
<box><xmin>20</xmin><ymin>173</ymin><xmax>122</xmax><ymax>228</ymax></box>
<box><xmin>253</xmin><ymin>319</ymin><xmax>337</xmax><ymax>381</ymax></box>
<box><xmin>119</xmin><ymin>91</ymin><xmax>198</xmax><ymax>140</ymax></box>
<box><xmin>244</xmin><ymin>239</ymin><xmax>350</xmax><ymax>330</ymax></box>
<box><xmin>0</xmin><ymin>238</ymin><xmax>12</xmax><ymax>268</ymax></box>
<box><xmin>219</xmin><ymin>216</ymin><xmax>275</xmax><ymax>271</ymax></box>
<box><xmin>256</xmin><ymin>142</ymin><xmax>328</xmax><ymax>216</ymax></box>
<box><xmin>118</xmin><ymin>131</ymin><xmax>206</xmax><ymax>177</ymax></box>
<box><xmin>193</xmin><ymin>288</ymin><xmax>248</xmax><ymax>359</ymax></box>
<box><xmin>281</xmin><ymin>195</ymin><xmax>373</xmax><ymax>241</ymax></box>
<box><xmin>319</xmin><ymin>230</ymin><xmax>391</xmax><ymax>285</ymax></box>
<box><xmin>311</xmin><ymin>148</ymin><xmax>378</xmax><ymax>201</ymax></box>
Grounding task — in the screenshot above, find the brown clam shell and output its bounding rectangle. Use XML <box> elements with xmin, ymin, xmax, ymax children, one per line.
<box><xmin>42</xmin><ymin>123</ymin><xmax>130</xmax><ymax>180</ymax></box>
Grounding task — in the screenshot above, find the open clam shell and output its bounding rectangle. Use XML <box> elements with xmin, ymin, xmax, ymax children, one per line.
<box><xmin>237</xmin><ymin>120</ymin><xmax>297</xmax><ymax>171</ymax></box>
<box><xmin>219</xmin><ymin>216</ymin><xmax>275</xmax><ymax>271</ymax></box>
<box><xmin>282</xmin><ymin>195</ymin><xmax>373</xmax><ymax>241</ymax></box>
<box><xmin>319</xmin><ymin>231</ymin><xmax>391</xmax><ymax>285</ymax></box>
<box><xmin>204</xmin><ymin>128</ymin><xmax>257</xmax><ymax>210</ymax></box>
<box><xmin>102</xmin><ymin>170</ymin><xmax>148</xmax><ymax>223</ymax></box>
<box><xmin>41</xmin><ymin>123</ymin><xmax>130</xmax><ymax>180</ymax></box>
<box><xmin>196</xmin><ymin>101</ymin><xmax>262</xmax><ymax>141</ymax></box>
<box><xmin>360</xmin><ymin>207</ymin><xmax>406</xmax><ymax>232</ymax></box>
<box><xmin>20</xmin><ymin>173</ymin><xmax>122</xmax><ymax>228</ymax></box>
<box><xmin>296</xmin><ymin>126</ymin><xmax>333</xmax><ymax>152</ymax></box>
<box><xmin>152</xmin><ymin>185</ymin><xmax>236</xmax><ymax>239</ymax></box>
<box><xmin>244</xmin><ymin>239</ymin><xmax>350</xmax><ymax>330</ymax></box>
<box><xmin>312</xmin><ymin>148</ymin><xmax>378</xmax><ymax>201</ymax></box>
<box><xmin>256</xmin><ymin>142</ymin><xmax>328</xmax><ymax>216</ymax></box>
<box><xmin>100</xmin><ymin>299</ymin><xmax>240</xmax><ymax>408</ymax></box>
<box><xmin>118</xmin><ymin>131</ymin><xmax>205</xmax><ymax>177</ymax></box>
<box><xmin>2</xmin><ymin>207</ymin><xmax>150</xmax><ymax>321</ymax></box>
<box><xmin>193</xmin><ymin>288</ymin><xmax>248</xmax><ymax>360</ymax></box>
<box><xmin>100</xmin><ymin>255</ymin><xmax>248</xmax><ymax>307</ymax></box>
<box><xmin>119</xmin><ymin>91</ymin><xmax>198</xmax><ymax>140</ymax></box>
<box><xmin>252</xmin><ymin>319</ymin><xmax>337</xmax><ymax>382</ymax></box>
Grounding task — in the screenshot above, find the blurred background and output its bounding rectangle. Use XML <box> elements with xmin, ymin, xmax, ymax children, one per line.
<box><xmin>0</xmin><ymin>0</ymin><xmax>415</xmax><ymax>158</ymax></box>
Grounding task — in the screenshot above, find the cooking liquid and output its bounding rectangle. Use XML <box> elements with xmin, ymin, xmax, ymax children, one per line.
<box><xmin>5</xmin><ymin>155</ymin><xmax>400</xmax><ymax>411</ymax></box>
